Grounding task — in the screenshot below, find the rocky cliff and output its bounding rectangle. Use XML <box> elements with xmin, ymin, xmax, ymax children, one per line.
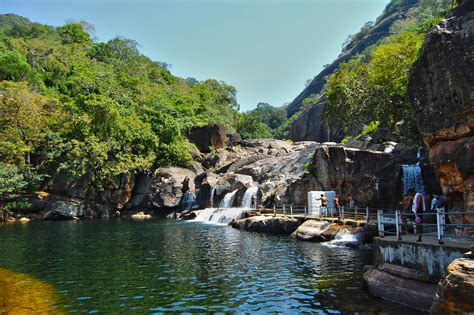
<box><xmin>286</xmin><ymin>2</ymin><xmax>420</xmax><ymax>142</ymax></box>
<box><xmin>286</xmin><ymin>4</ymin><xmax>416</xmax><ymax>118</ymax></box>
<box><xmin>408</xmin><ymin>0</ymin><xmax>474</xmax><ymax>235</ymax></box>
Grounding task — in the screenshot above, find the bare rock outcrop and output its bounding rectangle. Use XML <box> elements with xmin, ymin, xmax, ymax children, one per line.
<box><xmin>188</xmin><ymin>123</ymin><xmax>227</xmax><ymax>153</ymax></box>
<box><xmin>430</xmin><ymin>258</ymin><xmax>474</xmax><ymax>314</ymax></box>
<box><xmin>408</xmin><ymin>0</ymin><xmax>474</xmax><ymax>235</ymax></box>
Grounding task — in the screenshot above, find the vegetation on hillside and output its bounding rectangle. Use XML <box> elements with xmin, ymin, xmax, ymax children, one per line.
<box><xmin>237</xmin><ymin>103</ymin><xmax>288</xmax><ymax>139</ymax></box>
<box><xmin>0</xmin><ymin>14</ymin><xmax>240</xmax><ymax>197</ymax></box>
<box><xmin>298</xmin><ymin>0</ymin><xmax>454</xmax><ymax>144</ymax></box>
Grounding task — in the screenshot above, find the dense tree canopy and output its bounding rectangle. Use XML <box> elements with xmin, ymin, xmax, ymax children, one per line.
<box><xmin>0</xmin><ymin>14</ymin><xmax>240</xmax><ymax>194</ymax></box>
<box><xmin>237</xmin><ymin>103</ymin><xmax>288</xmax><ymax>139</ymax></box>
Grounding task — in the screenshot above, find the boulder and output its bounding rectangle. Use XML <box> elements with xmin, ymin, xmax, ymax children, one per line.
<box><xmin>214</xmin><ymin>174</ymin><xmax>255</xmax><ymax>201</ymax></box>
<box><xmin>150</xmin><ymin>167</ymin><xmax>196</xmax><ymax>209</ymax></box>
<box><xmin>226</xmin><ymin>132</ymin><xmax>243</xmax><ymax>146</ymax></box>
<box><xmin>408</xmin><ymin>0</ymin><xmax>474</xmax><ymax>235</ymax></box>
<box><xmin>430</xmin><ymin>258</ymin><xmax>474</xmax><ymax>314</ymax></box>
<box><xmin>131</xmin><ymin>211</ymin><xmax>151</xmax><ymax>219</ymax></box>
<box><xmin>309</xmin><ymin>145</ymin><xmax>401</xmax><ymax>208</ymax></box>
<box><xmin>188</xmin><ymin>123</ymin><xmax>227</xmax><ymax>153</ymax></box>
<box><xmin>364</xmin><ymin>265</ymin><xmax>437</xmax><ymax>312</ymax></box>
<box><xmin>42</xmin><ymin>198</ymin><xmax>84</xmax><ymax>220</ymax></box>
<box><xmin>292</xmin><ymin>220</ymin><xmax>339</xmax><ymax>242</ymax></box>
<box><xmin>231</xmin><ymin>215</ymin><xmax>303</xmax><ymax>234</ymax></box>
<box><xmin>18</xmin><ymin>217</ymin><xmax>30</xmax><ymax>223</ymax></box>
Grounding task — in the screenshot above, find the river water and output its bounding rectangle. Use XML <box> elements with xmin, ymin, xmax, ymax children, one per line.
<box><xmin>0</xmin><ymin>219</ymin><xmax>415</xmax><ymax>313</ymax></box>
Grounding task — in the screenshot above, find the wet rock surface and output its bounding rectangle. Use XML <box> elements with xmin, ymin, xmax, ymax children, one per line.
<box><xmin>363</xmin><ymin>264</ymin><xmax>437</xmax><ymax>312</ymax></box>
<box><xmin>231</xmin><ymin>216</ymin><xmax>303</xmax><ymax>235</ymax></box>
<box><xmin>430</xmin><ymin>258</ymin><xmax>474</xmax><ymax>314</ymax></box>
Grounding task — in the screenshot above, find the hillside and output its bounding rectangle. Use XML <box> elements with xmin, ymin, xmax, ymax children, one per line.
<box><xmin>0</xmin><ymin>14</ymin><xmax>239</xmax><ymax>200</ymax></box>
<box><xmin>286</xmin><ymin>0</ymin><xmax>454</xmax><ymax>143</ymax></box>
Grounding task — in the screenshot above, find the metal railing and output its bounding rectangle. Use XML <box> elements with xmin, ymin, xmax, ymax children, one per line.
<box><xmin>257</xmin><ymin>205</ymin><xmax>377</xmax><ymax>223</ymax></box>
<box><xmin>377</xmin><ymin>209</ymin><xmax>474</xmax><ymax>244</ymax></box>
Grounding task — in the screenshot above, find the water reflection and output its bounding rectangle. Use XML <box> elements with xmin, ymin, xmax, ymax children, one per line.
<box><xmin>0</xmin><ymin>219</ymin><xmax>416</xmax><ymax>313</ymax></box>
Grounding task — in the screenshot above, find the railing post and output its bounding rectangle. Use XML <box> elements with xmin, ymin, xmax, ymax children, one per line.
<box><xmin>395</xmin><ymin>210</ymin><xmax>401</xmax><ymax>240</ymax></box>
<box><xmin>341</xmin><ymin>206</ymin><xmax>344</xmax><ymax>219</ymax></box>
<box><xmin>283</xmin><ymin>204</ymin><xmax>286</xmax><ymax>216</ymax></box>
<box><xmin>290</xmin><ymin>205</ymin><xmax>293</xmax><ymax>216</ymax></box>
<box><xmin>366</xmin><ymin>207</ymin><xmax>369</xmax><ymax>223</ymax></box>
<box><xmin>355</xmin><ymin>208</ymin><xmax>358</xmax><ymax>221</ymax></box>
<box><xmin>304</xmin><ymin>206</ymin><xmax>307</xmax><ymax>218</ymax></box>
<box><xmin>437</xmin><ymin>209</ymin><xmax>444</xmax><ymax>244</ymax></box>
<box><xmin>273</xmin><ymin>205</ymin><xmax>276</xmax><ymax>216</ymax></box>
<box><xmin>377</xmin><ymin>210</ymin><xmax>385</xmax><ymax>238</ymax></box>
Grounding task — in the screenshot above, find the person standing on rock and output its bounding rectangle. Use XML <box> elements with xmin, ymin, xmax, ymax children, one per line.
<box><xmin>334</xmin><ymin>195</ymin><xmax>341</xmax><ymax>218</ymax></box>
<box><xmin>251</xmin><ymin>195</ymin><xmax>257</xmax><ymax>209</ymax></box>
<box><xmin>317</xmin><ymin>194</ymin><xmax>328</xmax><ymax>216</ymax></box>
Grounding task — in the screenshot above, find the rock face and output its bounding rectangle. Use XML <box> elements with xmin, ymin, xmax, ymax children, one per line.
<box><xmin>408</xmin><ymin>1</ymin><xmax>474</xmax><ymax>235</ymax></box>
<box><xmin>188</xmin><ymin>124</ymin><xmax>227</xmax><ymax>153</ymax></box>
<box><xmin>289</xmin><ymin>101</ymin><xmax>346</xmax><ymax>143</ymax></box>
<box><xmin>42</xmin><ymin>198</ymin><xmax>84</xmax><ymax>220</ymax></box>
<box><xmin>430</xmin><ymin>258</ymin><xmax>474</xmax><ymax>314</ymax></box>
<box><xmin>286</xmin><ymin>2</ymin><xmax>417</xmax><ymax>117</ymax></box>
<box><xmin>292</xmin><ymin>220</ymin><xmax>343</xmax><ymax>242</ymax></box>
<box><xmin>150</xmin><ymin>167</ymin><xmax>196</xmax><ymax>209</ymax></box>
<box><xmin>231</xmin><ymin>216</ymin><xmax>303</xmax><ymax>235</ymax></box>
<box><xmin>364</xmin><ymin>264</ymin><xmax>437</xmax><ymax>312</ymax></box>
<box><xmin>309</xmin><ymin>145</ymin><xmax>401</xmax><ymax>207</ymax></box>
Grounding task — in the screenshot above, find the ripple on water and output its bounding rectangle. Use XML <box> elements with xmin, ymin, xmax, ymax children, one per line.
<box><xmin>0</xmin><ymin>219</ymin><xmax>419</xmax><ymax>314</ymax></box>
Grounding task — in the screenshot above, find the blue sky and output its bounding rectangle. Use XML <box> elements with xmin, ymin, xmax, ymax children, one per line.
<box><xmin>0</xmin><ymin>0</ymin><xmax>389</xmax><ymax>111</ymax></box>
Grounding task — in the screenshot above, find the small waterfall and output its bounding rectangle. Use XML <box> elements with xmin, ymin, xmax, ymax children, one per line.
<box><xmin>194</xmin><ymin>207</ymin><xmax>247</xmax><ymax>224</ymax></box>
<box><xmin>210</xmin><ymin>187</ymin><xmax>215</xmax><ymax>208</ymax></box>
<box><xmin>241</xmin><ymin>186</ymin><xmax>258</xmax><ymax>208</ymax></box>
<box><xmin>182</xmin><ymin>191</ymin><xmax>195</xmax><ymax>211</ymax></box>
<box><xmin>219</xmin><ymin>190</ymin><xmax>238</xmax><ymax>208</ymax></box>
<box><xmin>324</xmin><ymin>229</ymin><xmax>362</xmax><ymax>248</ymax></box>
<box><xmin>402</xmin><ymin>164</ymin><xmax>425</xmax><ymax>195</ymax></box>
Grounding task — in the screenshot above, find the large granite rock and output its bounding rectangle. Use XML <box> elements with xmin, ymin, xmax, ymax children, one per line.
<box><xmin>42</xmin><ymin>198</ymin><xmax>84</xmax><ymax>220</ymax></box>
<box><xmin>231</xmin><ymin>216</ymin><xmax>303</xmax><ymax>235</ymax></box>
<box><xmin>188</xmin><ymin>124</ymin><xmax>227</xmax><ymax>153</ymax></box>
<box><xmin>292</xmin><ymin>220</ymin><xmax>342</xmax><ymax>242</ymax></box>
<box><xmin>364</xmin><ymin>264</ymin><xmax>437</xmax><ymax>312</ymax></box>
<box><xmin>408</xmin><ymin>1</ymin><xmax>474</xmax><ymax>235</ymax></box>
<box><xmin>430</xmin><ymin>258</ymin><xmax>474</xmax><ymax>314</ymax></box>
<box><xmin>150</xmin><ymin>167</ymin><xmax>196</xmax><ymax>209</ymax></box>
<box><xmin>309</xmin><ymin>145</ymin><xmax>401</xmax><ymax>207</ymax></box>
<box><xmin>289</xmin><ymin>100</ymin><xmax>346</xmax><ymax>142</ymax></box>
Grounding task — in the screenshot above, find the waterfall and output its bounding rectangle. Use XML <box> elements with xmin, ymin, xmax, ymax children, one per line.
<box><xmin>210</xmin><ymin>187</ymin><xmax>215</xmax><ymax>208</ymax></box>
<box><xmin>219</xmin><ymin>190</ymin><xmax>238</xmax><ymax>208</ymax></box>
<box><xmin>182</xmin><ymin>191</ymin><xmax>195</xmax><ymax>211</ymax></box>
<box><xmin>241</xmin><ymin>186</ymin><xmax>258</xmax><ymax>208</ymax></box>
<box><xmin>324</xmin><ymin>228</ymin><xmax>362</xmax><ymax>248</ymax></box>
<box><xmin>194</xmin><ymin>207</ymin><xmax>248</xmax><ymax>225</ymax></box>
<box><xmin>402</xmin><ymin>164</ymin><xmax>425</xmax><ymax>195</ymax></box>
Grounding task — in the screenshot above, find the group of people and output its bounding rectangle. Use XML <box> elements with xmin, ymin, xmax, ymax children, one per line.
<box><xmin>317</xmin><ymin>193</ymin><xmax>356</xmax><ymax>217</ymax></box>
<box><xmin>401</xmin><ymin>188</ymin><xmax>446</xmax><ymax>242</ymax></box>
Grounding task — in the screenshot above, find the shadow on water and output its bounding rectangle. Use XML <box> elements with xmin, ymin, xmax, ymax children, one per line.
<box><xmin>0</xmin><ymin>219</ymin><xmax>418</xmax><ymax>313</ymax></box>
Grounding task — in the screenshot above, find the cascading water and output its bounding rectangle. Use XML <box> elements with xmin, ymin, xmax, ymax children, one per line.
<box><xmin>182</xmin><ymin>191</ymin><xmax>195</xmax><ymax>211</ymax></box>
<box><xmin>192</xmin><ymin>187</ymin><xmax>259</xmax><ymax>225</ymax></box>
<box><xmin>209</xmin><ymin>187</ymin><xmax>215</xmax><ymax>208</ymax></box>
<box><xmin>241</xmin><ymin>186</ymin><xmax>258</xmax><ymax>208</ymax></box>
<box><xmin>219</xmin><ymin>190</ymin><xmax>238</xmax><ymax>208</ymax></box>
<box><xmin>402</xmin><ymin>164</ymin><xmax>425</xmax><ymax>195</ymax></box>
<box><xmin>194</xmin><ymin>207</ymin><xmax>248</xmax><ymax>224</ymax></box>
<box><xmin>324</xmin><ymin>228</ymin><xmax>363</xmax><ymax>248</ymax></box>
